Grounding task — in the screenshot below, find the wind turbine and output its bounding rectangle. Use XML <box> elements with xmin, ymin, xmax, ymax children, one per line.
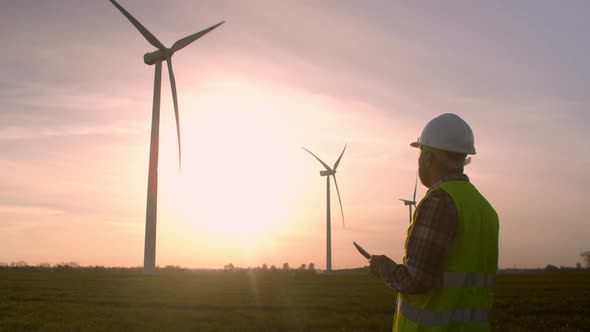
<box><xmin>108</xmin><ymin>0</ymin><xmax>224</xmax><ymax>275</ymax></box>
<box><xmin>303</xmin><ymin>145</ymin><xmax>346</xmax><ymax>272</ymax></box>
<box><xmin>399</xmin><ymin>174</ymin><xmax>417</xmax><ymax>224</ymax></box>
<box><xmin>399</xmin><ymin>157</ymin><xmax>471</xmax><ymax>224</ymax></box>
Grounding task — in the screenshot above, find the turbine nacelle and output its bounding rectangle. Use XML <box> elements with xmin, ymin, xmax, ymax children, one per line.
<box><xmin>399</xmin><ymin>199</ymin><xmax>416</xmax><ymax>206</ymax></box>
<box><xmin>144</xmin><ymin>48</ymin><xmax>174</xmax><ymax>65</ymax></box>
<box><xmin>320</xmin><ymin>170</ymin><xmax>335</xmax><ymax>176</ymax></box>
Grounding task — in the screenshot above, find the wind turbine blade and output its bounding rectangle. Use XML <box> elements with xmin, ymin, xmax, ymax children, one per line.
<box><xmin>171</xmin><ymin>21</ymin><xmax>225</xmax><ymax>53</ymax></box>
<box><xmin>413</xmin><ymin>174</ymin><xmax>418</xmax><ymax>202</ymax></box>
<box><xmin>333</xmin><ymin>144</ymin><xmax>347</xmax><ymax>170</ymax></box>
<box><xmin>303</xmin><ymin>148</ymin><xmax>332</xmax><ymax>171</ymax></box>
<box><xmin>332</xmin><ymin>175</ymin><xmax>345</xmax><ymax>228</ymax></box>
<box><xmin>108</xmin><ymin>0</ymin><xmax>166</xmax><ymax>50</ymax></box>
<box><xmin>166</xmin><ymin>55</ymin><xmax>181</xmax><ymax>169</ymax></box>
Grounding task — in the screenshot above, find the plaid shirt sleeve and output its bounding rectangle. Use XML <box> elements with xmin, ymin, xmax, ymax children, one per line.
<box><xmin>379</xmin><ymin>187</ymin><xmax>459</xmax><ymax>294</ymax></box>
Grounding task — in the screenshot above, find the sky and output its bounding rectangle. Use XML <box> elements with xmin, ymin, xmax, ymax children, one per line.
<box><xmin>1</xmin><ymin>0</ymin><xmax>589</xmax><ymax>270</ymax></box>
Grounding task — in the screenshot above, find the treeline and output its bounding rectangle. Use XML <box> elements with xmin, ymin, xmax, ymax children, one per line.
<box><xmin>223</xmin><ymin>262</ymin><xmax>317</xmax><ymax>274</ymax></box>
<box><xmin>0</xmin><ymin>261</ymin><xmax>318</xmax><ymax>274</ymax></box>
<box><xmin>0</xmin><ymin>261</ymin><xmax>145</xmax><ymax>273</ymax></box>
<box><xmin>0</xmin><ymin>263</ymin><xmax>198</xmax><ymax>273</ymax></box>
<box><xmin>544</xmin><ymin>264</ymin><xmax>589</xmax><ymax>272</ymax></box>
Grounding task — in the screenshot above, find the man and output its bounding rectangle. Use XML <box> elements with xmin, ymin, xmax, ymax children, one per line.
<box><xmin>370</xmin><ymin>113</ymin><xmax>499</xmax><ymax>331</ymax></box>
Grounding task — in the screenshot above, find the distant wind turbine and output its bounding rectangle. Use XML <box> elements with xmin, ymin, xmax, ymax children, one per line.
<box><xmin>399</xmin><ymin>174</ymin><xmax>418</xmax><ymax>224</ymax></box>
<box><xmin>303</xmin><ymin>145</ymin><xmax>346</xmax><ymax>273</ymax></box>
<box><xmin>108</xmin><ymin>0</ymin><xmax>224</xmax><ymax>275</ymax></box>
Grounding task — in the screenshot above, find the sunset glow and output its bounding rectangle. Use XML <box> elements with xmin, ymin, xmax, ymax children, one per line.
<box><xmin>1</xmin><ymin>1</ymin><xmax>589</xmax><ymax>270</ymax></box>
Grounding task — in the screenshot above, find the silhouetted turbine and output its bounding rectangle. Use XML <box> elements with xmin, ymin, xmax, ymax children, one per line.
<box><xmin>399</xmin><ymin>174</ymin><xmax>418</xmax><ymax>223</ymax></box>
<box><xmin>303</xmin><ymin>145</ymin><xmax>346</xmax><ymax>272</ymax></box>
<box><xmin>108</xmin><ymin>0</ymin><xmax>224</xmax><ymax>275</ymax></box>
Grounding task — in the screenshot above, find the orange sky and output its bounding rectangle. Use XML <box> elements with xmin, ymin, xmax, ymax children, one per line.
<box><xmin>1</xmin><ymin>1</ymin><xmax>589</xmax><ymax>269</ymax></box>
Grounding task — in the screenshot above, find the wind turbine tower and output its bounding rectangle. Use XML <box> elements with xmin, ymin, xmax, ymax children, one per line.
<box><xmin>108</xmin><ymin>0</ymin><xmax>224</xmax><ymax>274</ymax></box>
<box><xmin>304</xmin><ymin>145</ymin><xmax>346</xmax><ymax>272</ymax></box>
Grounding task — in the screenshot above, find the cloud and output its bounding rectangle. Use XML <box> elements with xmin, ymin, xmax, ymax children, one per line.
<box><xmin>0</xmin><ymin>122</ymin><xmax>146</xmax><ymax>141</ymax></box>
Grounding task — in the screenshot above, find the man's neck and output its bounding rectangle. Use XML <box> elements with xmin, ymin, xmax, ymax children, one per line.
<box><xmin>429</xmin><ymin>172</ymin><xmax>467</xmax><ymax>189</ymax></box>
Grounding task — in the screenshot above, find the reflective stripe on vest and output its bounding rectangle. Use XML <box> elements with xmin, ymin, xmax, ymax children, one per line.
<box><xmin>443</xmin><ymin>271</ymin><xmax>496</xmax><ymax>288</ymax></box>
<box><xmin>398</xmin><ymin>298</ymin><xmax>491</xmax><ymax>326</ymax></box>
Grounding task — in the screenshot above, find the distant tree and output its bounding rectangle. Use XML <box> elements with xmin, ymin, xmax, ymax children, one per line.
<box><xmin>308</xmin><ymin>263</ymin><xmax>315</xmax><ymax>272</ymax></box>
<box><xmin>299</xmin><ymin>264</ymin><xmax>307</xmax><ymax>271</ymax></box>
<box><xmin>270</xmin><ymin>265</ymin><xmax>277</xmax><ymax>271</ymax></box>
<box><xmin>224</xmin><ymin>263</ymin><xmax>235</xmax><ymax>272</ymax></box>
<box><xmin>164</xmin><ymin>265</ymin><xmax>183</xmax><ymax>272</ymax></box>
<box><xmin>282</xmin><ymin>263</ymin><xmax>290</xmax><ymax>270</ymax></box>
<box><xmin>580</xmin><ymin>251</ymin><xmax>590</xmax><ymax>268</ymax></box>
<box><xmin>10</xmin><ymin>261</ymin><xmax>28</xmax><ymax>268</ymax></box>
<box><xmin>60</xmin><ymin>261</ymin><xmax>79</xmax><ymax>268</ymax></box>
<box><xmin>261</xmin><ymin>264</ymin><xmax>268</xmax><ymax>271</ymax></box>
<box><xmin>38</xmin><ymin>263</ymin><xmax>52</xmax><ymax>271</ymax></box>
<box><xmin>52</xmin><ymin>261</ymin><xmax>80</xmax><ymax>272</ymax></box>
<box><xmin>545</xmin><ymin>264</ymin><xmax>559</xmax><ymax>272</ymax></box>
<box><xmin>576</xmin><ymin>262</ymin><xmax>582</xmax><ymax>269</ymax></box>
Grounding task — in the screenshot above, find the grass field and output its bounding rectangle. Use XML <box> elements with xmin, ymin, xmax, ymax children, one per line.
<box><xmin>1</xmin><ymin>270</ymin><xmax>589</xmax><ymax>331</ymax></box>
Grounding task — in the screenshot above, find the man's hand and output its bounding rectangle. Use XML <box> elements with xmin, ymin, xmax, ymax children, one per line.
<box><xmin>370</xmin><ymin>255</ymin><xmax>396</xmax><ymax>279</ymax></box>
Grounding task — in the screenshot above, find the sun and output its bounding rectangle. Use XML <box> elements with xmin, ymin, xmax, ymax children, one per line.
<box><xmin>156</xmin><ymin>79</ymin><xmax>307</xmax><ymax>245</ymax></box>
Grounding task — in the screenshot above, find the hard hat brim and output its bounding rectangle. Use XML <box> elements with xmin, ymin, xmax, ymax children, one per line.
<box><xmin>410</xmin><ymin>142</ymin><xmax>473</xmax><ymax>166</ymax></box>
<box><xmin>410</xmin><ymin>141</ymin><xmax>476</xmax><ymax>155</ymax></box>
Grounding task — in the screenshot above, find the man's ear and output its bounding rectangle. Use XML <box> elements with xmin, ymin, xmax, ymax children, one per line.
<box><xmin>422</xmin><ymin>150</ymin><xmax>431</xmax><ymax>165</ymax></box>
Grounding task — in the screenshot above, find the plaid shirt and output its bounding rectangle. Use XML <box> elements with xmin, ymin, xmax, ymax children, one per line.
<box><xmin>378</xmin><ymin>173</ymin><xmax>469</xmax><ymax>294</ymax></box>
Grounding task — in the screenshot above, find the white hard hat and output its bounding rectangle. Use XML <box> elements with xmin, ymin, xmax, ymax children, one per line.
<box><xmin>410</xmin><ymin>113</ymin><xmax>476</xmax><ymax>155</ymax></box>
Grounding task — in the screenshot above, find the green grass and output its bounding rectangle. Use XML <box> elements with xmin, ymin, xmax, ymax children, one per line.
<box><xmin>0</xmin><ymin>270</ymin><xmax>589</xmax><ymax>331</ymax></box>
<box><xmin>492</xmin><ymin>272</ymin><xmax>590</xmax><ymax>332</ymax></box>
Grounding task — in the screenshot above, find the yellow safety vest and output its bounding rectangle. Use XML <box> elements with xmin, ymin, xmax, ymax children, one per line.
<box><xmin>394</xmin><ymin>181</ymin><xmax>499</xmax><ymax>332</ymax></box>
